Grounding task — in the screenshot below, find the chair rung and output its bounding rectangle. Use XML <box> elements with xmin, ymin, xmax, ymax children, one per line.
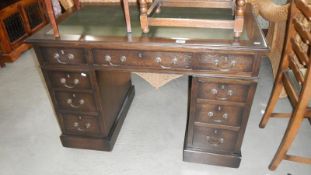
<box><xmin>148</xmin><ymin>18</ymin><xmax>234</xmax><ymax>29</ymax></box>
<box><xmin>161</xmin><ymin>0</ymin><xmax>233</xmax><ymax>8</ymax></box>
<box><xmin>293</xmin><ymin>18</ymin><xmax>311</xmax><ymax>46</ymax></box>
<box><xmin>288</xmin><ymin>54</ymin><xmax>305</xmax><ymax>84</ymax></box>
<box><xmin>291</xmin><ymin>38</ymin><xmax>309</xmax><ymax>66</ymax></box>
<box><xmin>285</xmin><ymin>154</ymin><xmax>311</xmax><ymax>164</ymax></box>
<box><xmin>271</xmin><ymin>113</ymin><xmax>292</xmax><ymax>118</ymax></box>
<box><xmin>271</xmin><ymin>113</ymin><xmax>311</xmax><ymax>118</ymax></box>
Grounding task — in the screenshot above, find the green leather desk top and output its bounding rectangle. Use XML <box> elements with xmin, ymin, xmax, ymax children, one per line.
<box><xmin>28</xmin><ymin>5</ymin><xmax>268</xmax><ymax>52</ymax></box>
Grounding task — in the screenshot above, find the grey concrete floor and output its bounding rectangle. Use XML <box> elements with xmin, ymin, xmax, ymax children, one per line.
<box><xmin>0</xmin><ymin>49</ymin><xmax>310</xmax><ymax>175</ymax></box>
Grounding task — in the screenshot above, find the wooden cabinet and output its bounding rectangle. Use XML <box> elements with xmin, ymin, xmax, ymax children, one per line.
<box><xmin>0</xmin><ymin>0</ymin><xmax>46</xmax><ymax>65</ymax></box>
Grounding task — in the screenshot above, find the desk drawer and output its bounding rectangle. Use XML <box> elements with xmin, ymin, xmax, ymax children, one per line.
<box><xmin>197</xmin><ymin>79</ymin><xmax>250</xmax><ymax>103</ymax></box>
<box><xmin>47</xmin><ymin>71</ymin><xmax>92</xmax><ymax>90</ymax></box>
<box><xmin>40</xmin><ymin>47</ymin><xmax>87</xmax><ymax>65</ymax></box>
<box><xmin>93</xmin><ymin>49</ymin><xmax>192</xmax><ymax>70</ymax></box>
<box><xmin>61</xmin><ymin>113</ymin><xmax>101</xmax><ymax>136</ymax></box>
<box><xmin>54</xmin><ymin>91</ymin><xmax>97</xmax><ymax>112</ymax></box>
<box><xmin>196</xmin><ymin>103</ymin><xmax>243</xmax><ymax>127</ymax></box>
<box><xmin>193</xmin><ymin>126</ymin><xmax>238</xmax><ymax>153</ymax></box>
<box><xmin>193</xmin><ymin>53</ymin><xmax>254</xmax><ymax>73</ymax></box>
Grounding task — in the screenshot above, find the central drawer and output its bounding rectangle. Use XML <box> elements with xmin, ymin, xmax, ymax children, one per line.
<box><xmin>93</xmin><ymin>49</ymin><xmax>192</xmax><ymax>70</ymax></box>
<box><xmin>54</xmin><ymin>91</ymin><xmax>97</xmax><ymax>112</ymax></box>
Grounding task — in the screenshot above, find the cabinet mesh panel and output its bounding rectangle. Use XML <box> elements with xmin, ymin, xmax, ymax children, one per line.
<box><xmin>26</xmin><ymin>3</ymin><xmax>43</xmax><ymax>29</ymax></box>
<box><xmin>4</xmin><ymin>12</ymin><xmax>26</xmax><ymax>43</ymax></box>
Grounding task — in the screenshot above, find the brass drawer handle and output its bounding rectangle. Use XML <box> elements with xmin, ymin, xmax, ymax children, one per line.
<box><xmin>54</xmin><ymin>50</ymin><xmax>75</xmax><ymax>64</ymax></box>
<box><xmin>155</xmin><ymin>56</ymin><xmax>178</xmax><ymax>69</ymax></box>
<box><xmin>67</xmin><ymin>53</ymin><xmax>75</xmax><ymax>60</ymax></box>
<box><xmin>73</xmin><ymin>121</ymin><xmax>91</xmax><ymax>132</ymax></box>
<box><xmin>206</xmin><ymin>136</ymin><xmax>224</xmax><ymax>146</ymax></box>
<box><xmin>54</xmin><ymin>53</ymin><xmax>67</xmax><ymax>64</ymax></box>
<box><xmin>210</xmin><ymin>84</ymin><xmax>234</xmax><ymax>100</ymax></box>
<box><xmin>206</xmin><ymin>129</ymin><xmax>224</xmax><ymax>147</ymax></box>
<box><xmin>60</xmin><ymin>74</ymin><xmax>80</xmax><ymax>89</ymax></box>
<box><xmin>66</xmin><ymin>94</ymin><xmax>85</xmax><ymax>108</ymax></box>
<box><xmin>120</xmin><ymin>56</ymin><xmax>127</xmax><ymax>63</ymax></box>
<box><xmin>213</xmin><ymin>56</ymin><xmax>237</xmax><ymax>72</ymax></box>
<box><xmin>103</xmin><ymin>55</ymin><xmax>125</xmax><ymax>67</ymax></box>
<box><xmin>137</xmin><ymin>52</ymin><xmax>143</xmax><ymax>58</ymax></box>
<box><xmin>211</xmin><ymin>113</ymin><xmax>229</xmax><ymax>123</ymax></box>
<box><xmin>207</xmin><ymin>106</ymin><xmax>229</xmax><ymax>123</ymax></box>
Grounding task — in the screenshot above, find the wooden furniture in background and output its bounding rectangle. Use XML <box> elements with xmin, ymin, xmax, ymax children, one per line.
<box><xmin>0</xmin><ymin>0</ymin><xmax>47</xmax><ymax>65</ymax></box>
<box><xmin>138</xmin><ymin>0</ymin><xmax>246</xmax><ymax>38</ymax></box>
<box><xmin>27</xmin><ymin>3</ymin><xmax>268</xmax><ymax>168</ymax></box>
<box><xmin>259</xmin><ymin>0</ymin><xmax>311</xmax><ymax>170</ymax></box>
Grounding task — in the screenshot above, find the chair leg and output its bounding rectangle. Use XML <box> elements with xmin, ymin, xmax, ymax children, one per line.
<box><xmin>122</xmin><ymin>0</ymin><xmax>132</xmax><ymax>33</ymax></box>
<box><xmin>139</xmin><ymin>0</ymin><xmax>149</xmax><ymax>33</ymax></box>
<box><xmin>259</xmin><ymin>73</ymin><xmax>285</xmax><ymax>128</ymax></box>
<box><xmin>268</xmin><ymin>107</ymin><xmax>306</xmax><ymax>170</ymax></box>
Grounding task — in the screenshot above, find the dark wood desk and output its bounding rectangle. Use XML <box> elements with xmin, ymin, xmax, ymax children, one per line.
<box><xmin>27</xmin><ymin>4</ymin><xmax>268</xmax><ymax>168</ymax></box>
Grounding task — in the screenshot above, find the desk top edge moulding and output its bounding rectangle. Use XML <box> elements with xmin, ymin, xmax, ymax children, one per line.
<box><xmin>26</xmin><ymin>0</ymin><xmax>269</xmax><ymax>169</ymax></box>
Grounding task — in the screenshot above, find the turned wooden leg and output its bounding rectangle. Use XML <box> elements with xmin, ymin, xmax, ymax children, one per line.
<box><xmin>139</xmin><ymin>0</ymin><xmax>149</xmax><ymax>33</ymax></box>
<box><xmin>234</xmin><ymin>0</ymin><xmax>245</xmax><ymax>38</ymax></box>
<box><xmin>44</xmin><ymin>0</ymin><xmax>60</xmax><ymax>38</ymax></box>
<box><xmin>122</xmin><ymin>0</ymin><xmax>132</xmax><ymax>33</ymax></box>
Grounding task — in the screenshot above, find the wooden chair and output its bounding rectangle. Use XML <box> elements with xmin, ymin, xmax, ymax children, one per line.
<box><xmin>138</xmin><ymin>0</ymin><xmax>246</xmax><ymax>38</ymax></box>
<box><xmin>259</xmin><ymin>0</ymin><xmax>311</xmax><ymax>170</ymax></box>
<box><xmin>44</xmin><ymin>0</ymin><xmax>132</xmax><ymax>38</ymax></box>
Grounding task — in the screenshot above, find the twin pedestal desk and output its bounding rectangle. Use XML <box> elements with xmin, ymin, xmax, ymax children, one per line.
<box><xmin>27</xmin><ymin>5</ymin><xmax>268</xmax><ymax>168</ymax></box>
